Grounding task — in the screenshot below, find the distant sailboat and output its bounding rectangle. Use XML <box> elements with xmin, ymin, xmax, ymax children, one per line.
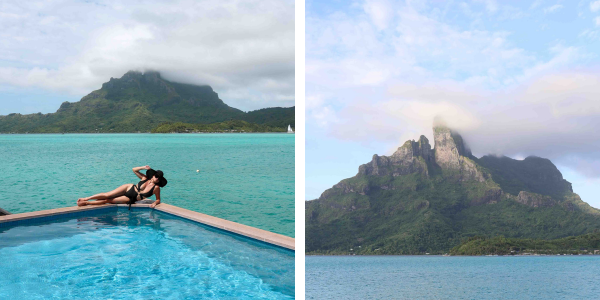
<box><xmin>287</xmin><ymin>125</ymin><xmax>294</xmax><ymax>133</ymax></box>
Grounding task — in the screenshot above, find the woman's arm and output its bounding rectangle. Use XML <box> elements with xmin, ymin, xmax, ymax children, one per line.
<box><xmin>150</xmin><ymin>187</ymin><xmax>161</xmax><ymax>209</ymax></box>
<box><xmin>133</xmin><ymin>165</ymin><xmax>150</xmax><ymax>180</ymax></box>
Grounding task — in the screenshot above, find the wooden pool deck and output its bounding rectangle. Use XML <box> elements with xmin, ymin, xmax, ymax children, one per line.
<box><xmin>0</xmin><ymin>203</ymin><xmax>295</xmax><ymax>251</ymax></box>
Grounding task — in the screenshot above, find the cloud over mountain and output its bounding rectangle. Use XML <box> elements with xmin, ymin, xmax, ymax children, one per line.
<box><xmin>306</xmin><ymin>0</ymin><xmax>600</xmax><ymax>183</ymax></box>
<box><xmin>0</xmin><ymin>0</ymin><xmax>294</xmax><ymax>111</ymax></box>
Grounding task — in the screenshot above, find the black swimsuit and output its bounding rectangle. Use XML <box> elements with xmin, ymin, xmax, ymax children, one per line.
<box><xmin>125</xmin><ymin>179</ymin><xmax>155</xmax><ymax>209</ymax></box>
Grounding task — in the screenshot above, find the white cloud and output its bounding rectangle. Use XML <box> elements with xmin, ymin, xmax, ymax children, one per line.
<box><xmin>472</xmin><ymin>0</ymin><xmax>498</xmax><ymax>13</ymax></box>
<box><xmin>307</xmin><ymin>1</ymin><xmax>545</xmax><ymax>136</ymax></box>
<box><xmin>324</xmin><ymin>70</ymin><xmax>600</xmax><ymax>178</ymax></box>
<box><xmin>326</xmin><ymin>82</ymin><xmax>485</xmax><ymax>142</ymax></box>
<box><xmin>392</xmin><ymin>8</ymin><xmax>534</xmax><ymax>86</ymax></box>
<box><xmin>516</xmin><ymin>45</ymin><xmax>583</xmax><ymax>82</ymax></box>
<box><xmin>307</xmin><ymin>0</ymin><xmax>600</xmax><ymax>180</ymax></box>
<box><xmin>543</xmin><ymin>4</ymin><xmax>563</xmax><ymax>14</ymax></box>
<box><xmin>311</xmin><ymin>105</ymin><xmax>339</xmax><ymax>127</ymax></box>
<box><xmin>530</xmin><ymin>0</ymin><xmax>544</xmax><ymax>9</ymax></box>
<box><xmin>591</xmin><ymin>0</ymin><xmax>600</xmax><ymax>12</ymax></box>
<box><xmin>519</xmin><ymin>72</ymin><xmax>600</xmax><ymax>117</ymax></box>
<box><xmin>306</xmin><ymin>1</ymin><xmax>534</xmax><ymax>99</ymax></box>
<box><xmin>306</xmin><ymin>95</ymin><xmax>326</xmax><ymax>110</ymax></box>
<box><xmin>579</xmin><ymin>29</ymin><xmax>600</xmax><ymax>39</ymax></box>
<box><xmin>363</xmin><ymin>0</ymin><xmax>394</xmax><ymax>30</ymax></box>
<box><xmin>0</xmin><ymin>0</ymin><xmax>295</xmax><ymax>111</ymax></box>
<box><xmin>596</xmin><ymin>16</ymin><xmax>600</xmax><ymax>26</ymax></box>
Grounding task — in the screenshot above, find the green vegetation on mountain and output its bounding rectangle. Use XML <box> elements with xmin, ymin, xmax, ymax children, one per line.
<box><xmin>243</xmin><ymin>107</ymin><xmax>295</xmax><ymax>128</ymax></box>
<box><xmin>450</xmin><ymin>232</ymin><xmax>600</xmax><ymax>255</ymax></box>
<box><xmin>0</xmin><ymin>71</ymin><xmax>294</xmax><ymax>133</ymax></box>
<box><xmin>306</xmin><ymin>124</ymin><xmax>600</xmax><ymax>255</ymax></box>
<box><xmin>477</xmin><ymin>155</ymin><xmax>572</xmax><ymax>199</ymax></box>
<box><xmin>151</xmin><ymin>120</ymin><xmax>291</xmax><ymax>133</ymax></box>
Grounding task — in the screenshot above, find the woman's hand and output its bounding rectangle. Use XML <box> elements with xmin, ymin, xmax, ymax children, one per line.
<box><xmin>150</xmin><ymin>201</ymin><xmax>160</xmax><ymax>209</ymax></box>
<box><xmin>133</xmin><ymin>166</ymin><xmax>149</xmax><ymax>172</ymax></box>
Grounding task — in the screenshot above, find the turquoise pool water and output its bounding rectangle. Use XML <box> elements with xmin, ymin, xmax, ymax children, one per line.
<box><xmin>306</xmin><ymin>256</ymin><xmax>600</xmax><ymax>299</ymax></box>
<box><xmin>0</xmin><ymin>134</ymin><xmax>294</xmax><ymax>237</ymax></box>
<box><xmin>0</xmin><ymin>208</ymin><xmax>294</xmax><ymax>299</ymax></box>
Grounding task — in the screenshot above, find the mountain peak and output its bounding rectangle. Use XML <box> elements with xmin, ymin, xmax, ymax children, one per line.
<box><xmin>122</xmin><ymin>70</ymin><xmax>160</xmax><ymax>77</ymax></box>
<box><xmin>306</xmin><ymin>120</ymin><xmax>600</xmax><ymax>255</ymax></box>
<box><xmin>357</xmin><ymin>135</ymin><xmax>433</xmax><ymax>178</ymax></box>
<box><xmin>478</xmin><ymin>154</ymin><xmax>573</xmax><ymax>198</ymax></box>
<box><xmin>0</xmin><ymin>71</ymin><xmax>295</xmax><ymax>133</ymax></box>
<box><xmin>393</xmin><ymin>135</ymin><xmax>433</xmax><ymax>162</ymax></box>
<box><xmin>433</xmin><ymin>124</ymin><xmax>472</xmax><ymax>168</ymax></box>
<box><xmin>100</xmin><ymin>70</ymin><xmax>186</xmax><ymax>100</ymax></box>
<box><xmin>105</xmin><ymin>70</ymin><xmax>162</xmax><ymax>87</ymax></box>
<box><xmin>431</xmin><ymin>124</ymin><xmax>485</xmax><ymax>182</ymax></box>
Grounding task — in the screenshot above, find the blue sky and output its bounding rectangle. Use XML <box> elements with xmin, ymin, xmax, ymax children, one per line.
<box><xmin>306</xmin><ymin>0</ymin><xmax>600</xmax><ymax>209</ymax></box>
<box><xmin>0</xmin><ymin>0</ymin><xmax>294</xmax><ymax>114</ymax></box>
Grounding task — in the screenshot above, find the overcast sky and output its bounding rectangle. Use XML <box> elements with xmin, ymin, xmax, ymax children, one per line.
<box><xmin>306</xmin><ymin>0</ymin><xmax>600</xmax><ymax>209</ymax></box>
<box><xmin>0</xmin><ymin>0</ymin><xmax>294</xmax><ymax>114</ymax></box>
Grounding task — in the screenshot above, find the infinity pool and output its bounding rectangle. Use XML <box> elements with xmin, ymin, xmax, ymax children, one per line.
<box><xmin>0</xmin><ymin>207</ymin><xmax>294</xmax><ymax>299</ymax></box>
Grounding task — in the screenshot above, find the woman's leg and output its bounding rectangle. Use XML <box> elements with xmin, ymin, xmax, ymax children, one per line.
<box><xmin>80</xmin><ymin>199</ymin><xmax>110</xmax><ymax>206</ymax></box>
<box><xmin>78</xmin><ymin>184</ymin><xmax>132</xmax><ymax>203</ymax></box>
<box><xmin>78</xmin><ymin>195</ymin><xmax>132</xmax><ymax>206</ymax></box>
<box><xmin>106</xmin><ymin>196</ymin><xmax>131</xmax><ymax>204</ymax></box>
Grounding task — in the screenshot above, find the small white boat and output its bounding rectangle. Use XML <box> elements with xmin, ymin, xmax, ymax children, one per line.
<box><xmin>287</xmin><ymin>125</ymin><xmax>294</xmax><ymax>133</ymax></box>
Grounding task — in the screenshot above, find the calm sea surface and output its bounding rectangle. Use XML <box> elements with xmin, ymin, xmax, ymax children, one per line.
<box><xmin>0</xmin><ymin>134</ymin><xmax>294</xmax><ymax>237</ymax></box>
<box><xmin>306</xmin><ymin>256</ymin><xmax>600</xmax><ymax>299</ymax></box>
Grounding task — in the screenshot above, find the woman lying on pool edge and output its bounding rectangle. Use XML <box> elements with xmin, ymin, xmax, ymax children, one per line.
<box><xmin>77</xmin><ymin>165</ymin><xmax>167</xmax><ymax>209</ymax></box>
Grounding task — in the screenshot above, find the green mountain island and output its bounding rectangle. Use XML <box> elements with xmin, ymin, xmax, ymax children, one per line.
<box><xmin>0</xmin><ymin>71</ymin><xmax>294</xmax><ymax>133</ymax></box>
<box><xmin>306</xmin><ymin>124</ymin><xmax>600</xmax><ymax>255</ymax></box>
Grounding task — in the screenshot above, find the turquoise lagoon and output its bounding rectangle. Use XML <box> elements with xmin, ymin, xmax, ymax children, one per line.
<box><xmin>0</xmin><ymin>134</ymin><xmax>294</xmax><ymax>237</ymax></box>
<box><xmin>305</xmin><ymin>256</ymin><xmax>600</xmax><ymax>299</ymax></box>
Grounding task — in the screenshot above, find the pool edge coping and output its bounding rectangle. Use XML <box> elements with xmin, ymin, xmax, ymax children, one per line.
<box><xmin>0</xmin><ymin>203</ymin><xmax>295</xmax><ymax>251</ymax></box>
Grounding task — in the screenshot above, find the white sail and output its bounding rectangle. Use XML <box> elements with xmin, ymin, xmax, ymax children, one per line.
<box><xmin>287</xmin><ymin>125</ymin><xmax>294</xmax><ymax>133</ymax></box>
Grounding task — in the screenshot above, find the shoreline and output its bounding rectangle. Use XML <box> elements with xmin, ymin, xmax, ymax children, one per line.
<box><xmin>306</xmin><ymin>253</ymin><xmax>600</xmax><ymax>257</ymax></box>
<box><xmin>0</xmin><ymin>132</ymin><xmax>295</xmax><ymax>135</ymax></box>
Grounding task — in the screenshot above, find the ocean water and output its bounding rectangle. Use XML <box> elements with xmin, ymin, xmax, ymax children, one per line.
<box><xmin>306</xmin><ymin>256</ymin><xmax>600</xmax><ymax>299</ymax></box>
<box><xmin>0</xmin><ymin>208</ymin><xmax>294</xmax><ymax>299</ymax></box>
<box><xmin>0</xmin><ymin>134</ymin><xmax>294</xmax><ymax>237</ymax></box>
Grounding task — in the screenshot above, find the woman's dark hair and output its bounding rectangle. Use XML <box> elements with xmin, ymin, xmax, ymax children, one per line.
<box><xmin>146</xmin><ymin>169</ymin><xmax>168</xmax><ymax>187</ymax></box>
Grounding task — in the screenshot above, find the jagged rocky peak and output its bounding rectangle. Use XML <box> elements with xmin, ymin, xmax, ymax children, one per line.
<box><xmin>433</xmin><ymin>122</ymin><xmax>472</xmax><ymax>170</ymax></box>
<box><xmin>431</xmin><ymin>121</ymin><xmax>485</xmax><ymax>182</ymax></box>
<box><xmin>122</xmin><ymin>70</ymin><xmax>160</xmax><ymax>79</ymax></box>
<box><xmin>358</xmin><ymin>135</ymin><xmax>432</xmax><ymax>177</ymax></box>
<box><xmin>391</xmin><ymin>135</ymin><xmax>433</xmax><ymax>162</ymax></box>
<box><xmin>356</xmin><ymin>120</ymin><xmax>486</xmax><ymax>181</ymax></box>
<box><xmin>102</xmin><ymin>70</ymin><xmax>163</xmax><ymax>90</ymax></box>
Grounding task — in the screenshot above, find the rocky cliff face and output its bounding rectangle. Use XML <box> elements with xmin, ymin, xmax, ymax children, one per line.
<box><xmin>358</xmin><ymin>135</ymin><xmax>433</xmax><ymax>177</ymax></box>
<box><xmin>357</xmin><ymin>126</ymin><xmax>486</xmax><ymax>181</ymax></box>
<box><xmin>317</xmin><ymin>126</ymin><xmax>491</xmax><ymax>201</ymax></box>
<box><xmin>433</xmin><ymin>125</ymin><xmax>486</xmax><ymax>182</ymax></box>
<box><xmin>433</xmin><ymin>125</ymin><xmax>469</xmax><ymax>169</ymax></box>
<box><xmin>516</xmin><ymin>191</ymin><xmax>556</xmax><ymax>208</ymax></box>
